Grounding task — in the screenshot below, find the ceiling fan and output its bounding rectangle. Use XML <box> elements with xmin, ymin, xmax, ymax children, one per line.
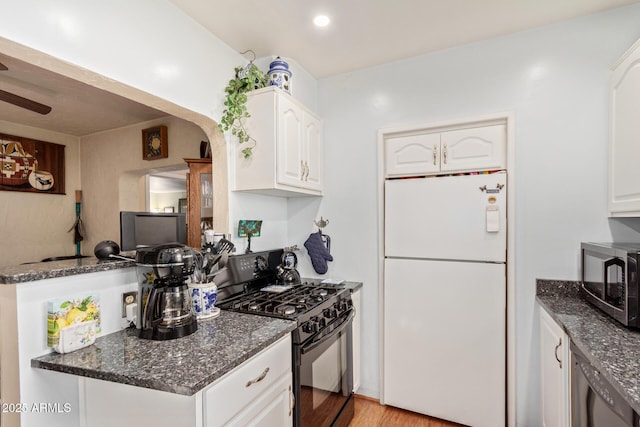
<box><xmin>0</xmin><ymin>61</ymin><xmax>52</xmax><ymax>115</ymax></box>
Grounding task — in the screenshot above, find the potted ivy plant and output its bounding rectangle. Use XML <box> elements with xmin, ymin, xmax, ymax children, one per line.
<box><xmin>218</xmin><ymin>64</ymin><xmax>268</xmax><ymax>158</ymax></box>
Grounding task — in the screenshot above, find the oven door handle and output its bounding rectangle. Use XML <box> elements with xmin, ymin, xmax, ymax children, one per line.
<box><xmin>301</xmin><ymin>308</ymin><xmax>354</xmax><ymax>355</ymax></box>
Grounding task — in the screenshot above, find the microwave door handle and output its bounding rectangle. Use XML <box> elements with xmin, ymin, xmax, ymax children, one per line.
<box><xmin>603</xmin><ymin>257</ymin><xmax>625</xmax><ymax>300</ymax></box>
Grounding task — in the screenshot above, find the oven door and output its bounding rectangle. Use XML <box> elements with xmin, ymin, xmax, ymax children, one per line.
<box><xmin>571</xmin><ymin>343</ymin><xmax>637</xmax><ymax>426</ymax></box>
<box><xmin>294</xmin><ymin>309</ymin><xmax>354</xmax><ymax>427</ymax></box>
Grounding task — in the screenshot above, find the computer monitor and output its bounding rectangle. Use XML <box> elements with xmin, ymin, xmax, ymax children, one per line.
<box><xmin>120</xmin><ymin>211</ymin><xmax>187</xmax><ymax>251</ymax></box>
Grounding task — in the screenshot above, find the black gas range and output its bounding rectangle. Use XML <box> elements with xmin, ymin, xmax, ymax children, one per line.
<box><xmin>215</xmin><ymin>249</ymin><xmax>355</xmax><ymax>427</ymax></box>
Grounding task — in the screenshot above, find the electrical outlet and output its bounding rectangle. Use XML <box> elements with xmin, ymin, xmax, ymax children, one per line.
<box><xmin>122</xmin><ymin>291</ymin><xmax>137</xmax><ymax>317</ymax></box>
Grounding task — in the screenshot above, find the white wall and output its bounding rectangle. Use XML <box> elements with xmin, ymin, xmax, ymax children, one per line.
<box><xmin>0</xmin><ymin>0</ymin><xmax>240</xmax><ymax>121</ymax></box>
<box><xmin>0</xmin><ymin>1</ymin><xmax>320</xmax><ymax>256</ymax></box>
<box><xmin>302</xmin><ymin>4</ymin><xmax>640</xmax><ymax>427</ymax></box>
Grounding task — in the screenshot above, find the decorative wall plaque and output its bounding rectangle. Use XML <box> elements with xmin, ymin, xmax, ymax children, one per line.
<box><xmin>142</xmin><ymin>125</ymin><xmax>168</xmax><ymax>160</ymax></box>
<box><xmin>0</xmin><ymin>132</ymin><xmax>65</xmax><ymax>194</ymax></box>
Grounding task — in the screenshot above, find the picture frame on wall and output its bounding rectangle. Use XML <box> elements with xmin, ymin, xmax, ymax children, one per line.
<box><xmin>0</xmin><ymin>132</ymin><xmax>66</xmax><ymax>194</ymax></box>
<box><xmin>142</xmin><ymin>125</ymin><xmax>168</xmax><ymax>160</ymax></box>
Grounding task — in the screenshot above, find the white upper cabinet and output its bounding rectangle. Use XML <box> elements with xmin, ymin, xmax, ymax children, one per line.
<box><xmin>385</xmin><ymin>123</ymin><xmax>506</xmax><ymax>177</ymax></box>
<box><xmin>385</xmin><ymin>132</ymin><xmax>441</xmax><ymax>176</ymax></box>
<box><xmin>234</xmin><ymin>86</ymin><xmax>323</xmax><ymax>197</ymax></box>
<box><xmin>609</xmin><ymin>38</ymin><xmax>640</xmax><ymax>216</ymax></box>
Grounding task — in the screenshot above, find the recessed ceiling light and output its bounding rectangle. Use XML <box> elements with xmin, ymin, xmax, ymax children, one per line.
<box><xmin>313</xmin><ymin>15</ymin><xmax>330</xmax><ymax>27</ymax></box>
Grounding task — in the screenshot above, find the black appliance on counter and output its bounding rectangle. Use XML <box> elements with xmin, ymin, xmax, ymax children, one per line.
<box><xmin>216</xmin><ymin>249</ymin><xmax>355</xmax><ymax>427</ymax></box>
<box><xmin>581</xmin><ymin>242</ymin><xmax>640</xmax><ymax>327</ymax></box>
<box><xmin>135</xmin><ymin>244</ymin><xmax>198</xmax><ymax>340</ymax></box>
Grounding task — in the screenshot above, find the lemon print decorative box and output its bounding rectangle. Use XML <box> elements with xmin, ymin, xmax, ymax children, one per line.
<box><xmin>47</xmin><ymin>295</ymin><xmax>100</xmax><ymax>354</ymax></box>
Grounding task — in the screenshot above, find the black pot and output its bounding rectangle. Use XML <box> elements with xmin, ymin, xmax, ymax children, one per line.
<box><xmin>94</xmin><ymin>240</ymin><xmax>120</xmax><ymax>259</ymax></box>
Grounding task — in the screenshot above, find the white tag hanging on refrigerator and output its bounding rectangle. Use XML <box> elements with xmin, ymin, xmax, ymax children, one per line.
<box><xmin>486</xmin><ymin>205</ymin><xmax>500</xmax><ymax>232</ymax></box>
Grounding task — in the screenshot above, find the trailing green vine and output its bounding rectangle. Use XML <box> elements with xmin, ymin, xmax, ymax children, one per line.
<box><xmin>218</xmin><ymin>64</ymin><xmax>268</xmax><ymax>158</ymax></box>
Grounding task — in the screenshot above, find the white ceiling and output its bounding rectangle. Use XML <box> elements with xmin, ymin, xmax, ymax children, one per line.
<box><xmin>170</xmin><ymin>0</ymin><xmax>640</xmax><ymax>78</ymax></box>
<box><xmin>0</xmin><ymin>0</ymin><xmax>638</xmax><ymax>136</ymax></box>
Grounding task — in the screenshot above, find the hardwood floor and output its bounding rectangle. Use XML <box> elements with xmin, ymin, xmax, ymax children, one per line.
<box><xmin>348</xmin><ymin>395</ymin><xmax>466</xmax><ymax>427</ymax></box>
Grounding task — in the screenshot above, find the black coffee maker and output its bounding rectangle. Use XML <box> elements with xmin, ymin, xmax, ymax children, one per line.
<box><xmin>135</xmin><ymin>244</ymin><xmax>198</xmax><ymax>340</ymax></box>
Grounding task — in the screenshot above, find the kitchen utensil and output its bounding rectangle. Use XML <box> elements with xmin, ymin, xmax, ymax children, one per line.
<box><xmin>215</xmin><ymin>238</ymin><xmax>235</xmax><ymax>254</ymax></box>
<box><xmin>203</xmin><ymin>253</ymin><xmax>222</xmax><ymax>276</ymax></box>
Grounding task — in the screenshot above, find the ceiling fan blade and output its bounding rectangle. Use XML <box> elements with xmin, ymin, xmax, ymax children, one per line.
<box><xmin>0</xmin><ymin>89</ymin><xmax>52</xmax><ymax>115</ymax></box>
<box><xmin>0</xmin><ymin>62</ymin><xmax>8</xmax><ymax>71</ymax></box>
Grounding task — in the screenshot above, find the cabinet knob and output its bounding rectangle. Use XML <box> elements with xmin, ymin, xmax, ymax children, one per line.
<box><xmin>443</xmin><ymin>144</ymin><xmax>448</xmax><ymax>164</ymax></box>
<box><xmin>304</xmin><ymin>161</ymin><xmax>310</xmax><ymax>181</ymax></box>
<box><xmin>433</xmin><ymin>144</ymin><xmax>437</xmax><ymax>166</ymax></box>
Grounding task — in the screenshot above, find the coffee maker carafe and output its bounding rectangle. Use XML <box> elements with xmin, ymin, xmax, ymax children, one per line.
<box><xmin>135</xmin><ymin>244</ymin><xmax>198</xmax><ymax>340</ymax></box>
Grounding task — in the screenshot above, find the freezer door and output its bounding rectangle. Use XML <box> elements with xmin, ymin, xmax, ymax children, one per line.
<box><xmin>385</xmin><ymin>171</ymin><xmax>507</xmax><ymax>262</ymax></box>
<box><xmin>382</xmin><ymin>258</ymin><xmax>506</xmax><ymax>427</ymax></box>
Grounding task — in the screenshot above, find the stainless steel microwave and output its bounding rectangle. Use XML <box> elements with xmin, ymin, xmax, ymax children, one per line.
<box><xmin>581</xmin><ymin>242</ymin><xmax>640</xmax><ymax>328</ymax></box>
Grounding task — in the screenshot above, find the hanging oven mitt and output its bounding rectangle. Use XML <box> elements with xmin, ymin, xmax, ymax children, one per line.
<box><xmin>304</xmin><ymin>231</ymin><xmax>333</xmax><ymax>274</ymax></box>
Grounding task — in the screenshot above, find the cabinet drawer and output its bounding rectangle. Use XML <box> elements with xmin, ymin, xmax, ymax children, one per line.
<box><xmin>204</xmin><ymin>334</ymin><xmax>292</xmax><ymax>426</ymax></box>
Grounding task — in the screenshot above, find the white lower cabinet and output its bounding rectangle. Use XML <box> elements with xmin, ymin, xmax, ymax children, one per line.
<box><xmin>539</xmin><ymin>305</ymin><xmax>570</xmax><ymax>427</ymax></box>
<box><xmin>214</xmin><ymin>372</ymin><xmax>292</xmax><ymax>427</ymax></box>
<box><xmin>204</xmin><ymin>334</ymin><xmax>293</xmax><ymax>427</ymax></box>
<box><xmin>80</xmin><ymin>335</ymin><xmax>293</xmax><ymax>427</ymax></box>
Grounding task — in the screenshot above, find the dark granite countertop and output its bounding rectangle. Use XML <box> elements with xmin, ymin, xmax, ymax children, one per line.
<box><xmin>0</xmin><ymin>256</ymin><xmax>135</xmax><ymax>284</ymax></box>
<box><xmin>31</xmin><ymin>310</ymin><xmax>296</xmax><ymax>396</ymax></box>
<box><xmin>537</xmin><ymin>279</ymin><xmax>640</xmax><ymax>414</ymax></box>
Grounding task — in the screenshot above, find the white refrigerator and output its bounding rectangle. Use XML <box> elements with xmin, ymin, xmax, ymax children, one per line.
<box><xmin>383</xmin><ymin>171</ymin><xmax>506</xmax><ymax>427</ymax></box>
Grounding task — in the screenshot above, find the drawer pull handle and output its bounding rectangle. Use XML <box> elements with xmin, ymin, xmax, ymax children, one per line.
<box><xmin>554</xmin><ymin>338</ymin><xmax>562</xmax><ymax>369</ymax></box>
<box><xmin>245</xmin><ymin>367</ymin><xmax>270</xmax><ymax>387</ymax></box>
<box><xmin>289</xmin><ymin>385</ymin><xmax>295</xmax><ymax>416</ymax></box>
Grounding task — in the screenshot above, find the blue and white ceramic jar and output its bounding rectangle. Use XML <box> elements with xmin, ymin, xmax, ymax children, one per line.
<box><xmin>267</xmin><ymin>56</ymin><xmax>292</xmax><ymax>94</ymax></box>
<box><xmin>189</xmin><ymin>281</ymin><xmax>219</xmax><ymax>319</ymax></box>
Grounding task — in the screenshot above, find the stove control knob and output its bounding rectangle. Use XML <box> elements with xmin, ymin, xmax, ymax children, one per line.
<box><xmin>254</xmin><ymin>256</ymin><xmax>268</xmax><ymax>273</ymax></box>
<box><xmin>303</xmin><ymin>322</ymin><xmax>318</xmax><ymax>334</ymax></box>
<box><xmin>318</xmin><ymin>317</ymin><xmax>326</xmax><ymax>328</ymax></box>
<box><xmin>324</xmin><ymin>308</ymin><xmax>337</xmax><ymax>319</ymax></box>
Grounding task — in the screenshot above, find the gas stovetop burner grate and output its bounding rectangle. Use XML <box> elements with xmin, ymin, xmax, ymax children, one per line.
<box><xmin>217</xmin><ymin>282</ymin><xmax>342</xmax><ymax>319</ymax></box>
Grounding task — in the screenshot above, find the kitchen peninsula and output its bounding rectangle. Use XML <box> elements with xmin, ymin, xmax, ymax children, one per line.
<box><xmin>0</xmin><ymin>258</ymin><xmax>296</xmax><ymax>427</ymax></box>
